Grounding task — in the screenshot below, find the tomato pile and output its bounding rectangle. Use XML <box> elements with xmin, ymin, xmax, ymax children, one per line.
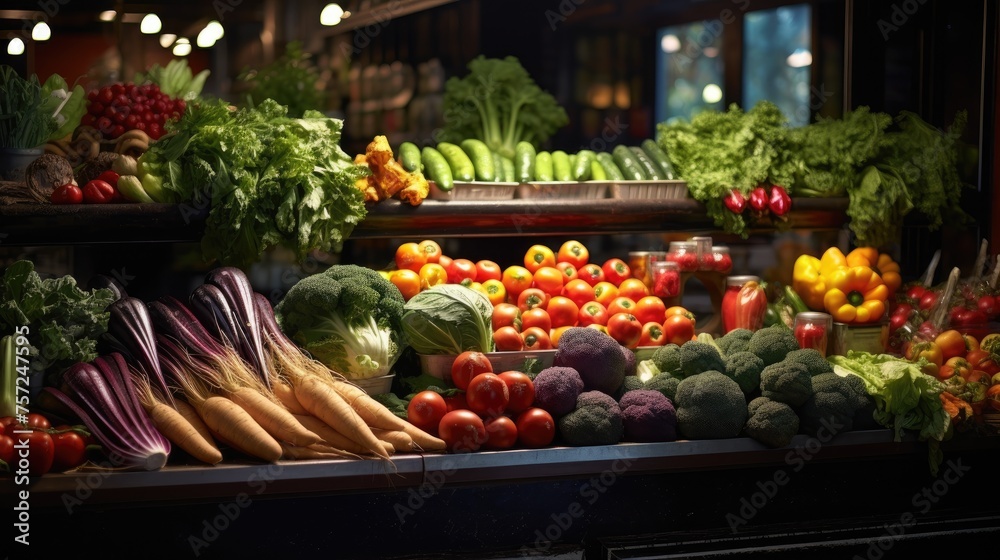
<box><xmin>81</xmin><ymin>82</ymin><xmax>186</xmax><ymax>141</ymax></box>
<box><xmin>406</xmin><ymin>352</ymin><xmax>555</xmax><ymax>452</ymax></box>
<box><xmin>390</xmin><ymin>239</ymin><xmax>697</xmax><ymax>350</ymax></box>
<box><xmin>1</xmin><ymin>413</ymin><xmax>94</xmax><ymax>476</ymax></box>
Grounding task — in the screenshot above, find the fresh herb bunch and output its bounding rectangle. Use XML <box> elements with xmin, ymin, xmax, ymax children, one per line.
<box><xmin>238</xmin><ymin>42</ymin><xmax>324</xmax><ymax>118</ymax></box>
<box><xmin>0</xmin><ymin>66</ymin><xmax>56</xmax><ymax>149</ymax></box>
<box><xmin>439</xmin><ymin>56</ymin><xmax>568</xmax><ymax>160</ymax></box>
<box><xmin>134</xmin><ymin>58</ymin><xmax>210</xmax><ymax>101</ymax></box>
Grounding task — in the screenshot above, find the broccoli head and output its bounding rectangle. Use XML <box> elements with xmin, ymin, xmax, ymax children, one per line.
<box><xmin>621</xmin><ymin>345</ymin><xmax>637</xmax><ymax>377</ymax></box>
<box><xmin>797</xmin><ymin>372</ymin><xmax>874</xmax><ymax>437</ymax></box>
<box><xmin>784</xmin><ymin>348</ymin><xmax>833</xmax><ymax>377</ymax></box>
<box><xmin>553</xmin><ymin>327</ymin><xmax>627</xmax><ymax>395</ymax></box>
<box><xmin>678</xmin><ymin>340</ymin><xmax>726</xmax><ymax>378</ymax></box>
<box><xmin>747</xmin><ymin>325</ymin><xmax>800</xmax><ymax>366</ymax></box>
<box><xmin>651</xmin><ymin>344</ymin><xmax>683</xmax><ymax>376</ymax></box>
<box><xmin>717</xmin><ymin>328</ymin><xmax>753</xmax><ymax>356</ymax></box>
<box><xmin>760</xmin><ymin>360</ymin><xmax>813</xmax><ymax>407</ymax></box>
<box><xmin>532</xmin><ymin>366</ymin><xmax>585</xmax><ymax>418</ymax></box>
<box><xmin>724</xmin><ymin>351</ymin><xmax>765</xmax><ymax>396</ymax></box>
<box><xmin>274</xmin><ymin>264</ymin><xmax>406</xmax><ymax>379</ymax></box>
<box><xmin>644</xmin><ymin>372</ymin><xmax>682</xmax><ymax>402</ymax></box>
<box><xmin>615</xmin><ymin>375</ymin><xmax>646</xmax><ymax>400</ymax></box>
<box><xmin>744</xmin><ymin>396</ymin><xmax>800</xmax><ymax>448</ymax></box>
<box><xmin>619</xmin><ymin>389</ymin><xmax>677</xmax><ymax>442</ymax></box>
<box><xmin>558</xmin><ymin>391</ymin><xmax>624</xmax><ymax>446</ymax></box>
<box><xmin>674</xmin><ymin>370</ymin><xmax>748</xmax><ymax>439</ymax></box>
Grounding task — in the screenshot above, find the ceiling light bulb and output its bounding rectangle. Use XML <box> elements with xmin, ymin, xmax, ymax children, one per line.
<box><xmin>173</xmin><ymin>40</ymin><xmax>191</xmax><ymax>56</ymax></box>
<box><xmin>99</xmin><ymin>10</ymin><xmax>116</xmax><ymax>22</ymax></box>
<box><xmin>7</xmin><ymin>37</ymin><xmax>25</xmax><ymax>56</ymax></box>
<box><xmin>205</xmin><ymin>20</ymin><xmax>224</xmax><ymax>40</ymax></box>
<box><xmin>197</xmin><ymin>28</ymin><xmax>216</xmax><ymax>48</ymax></box>
<box><xmin>159</xmin><ymin>33</ymin><xmax>177</xmax><ymax>48</ymax></box>
<box><xmin>140</xmin><ymin>13</ymin><xmax>161</xmax><ymax>34</ymax></box>
<box><xmin>320</xmin><ymin>3</ymin><xmax>345</xmax><ymax>26</ymax></box>
<box><xmin>32</xmin><ymin>21</ymin><xmax>51</xmax><ymax>41</ymax></box>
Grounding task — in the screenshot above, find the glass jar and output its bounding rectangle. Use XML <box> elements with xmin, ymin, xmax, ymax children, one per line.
<box><xmin>665</xmin><ymin>241</ymin><xmax>699</xmax><ymax>272</ymax></box>
<box><xmin>629</xmin><ymin>251</ymin><xmax>667</xmax><ymax>289</ymax></box>
<box><xmin>704</xmin><ymin>246</ymin><xmax>733</xmax><ymax>274</ymax></box>
<box><xmin>721</xmin><ymin>275</ymin><xmax>763</xmax><ymax>333</ymax></box>
<box><xmin>691</xmin><ymin>236</ymin><xmax>713</xmax><ymax>270</ymax></box>
<box><xmin>650</xmin><ymin>260</ymin><xmax>681</xmax><ymax>299</ymax></box>
<box><xmin>794</xmin><ymin>312</ymin><xmax>832</xmax><ymax>356</ymax></box>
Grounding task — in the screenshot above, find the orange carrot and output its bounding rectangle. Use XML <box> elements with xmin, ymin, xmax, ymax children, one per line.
<box><xmin>273</xmin><ymin>379</ymin><xmax>308</xmax><ymax>415</ymax></box>
<box><xmin>292</xmin><ymin>374</ymin><xmax>390</xmax><ymax>459</ymax></box>
<box><xmin>280</xmin><ymin>442</ymin><xmax>356</xmax><ymax>460</ymax></box>
<box><xmin>293</xmin><ymin>414</ymin><xmax>393</xmax><ymax>457</ymax></box>
<box><xmin>227</xmin><ymin>386</ymin><xmax>321</xmax><ymax>447</ymax></box>
<box><xmin>370</xmin><ymin>428</ymin><xmax>414</xmax><ymax>453</ymax></box>
<box><xmin>195</xmin><ymin>395</ymin><xmax>283</xmax><ymax>462</ymax></box>
<box><xmin>332</xmin><ymin>379</ymin><xmax>446</xmax><ymax>451</ymax></box>
<box><xmin>146</xmin><ymin>400</ymin><xmax>223</xmax><ymax>465</ymax></box>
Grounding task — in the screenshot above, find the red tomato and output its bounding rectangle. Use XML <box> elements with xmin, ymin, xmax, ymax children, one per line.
<box><xmin>0</xmin><ymin>434</ymin><xmax>14</xmax><ymax>467</ymax></box>
<box><xmin>592</xmin><ymin>282</ymin><xmax>619</xmax><ymax>307</ymax></box>
<box><xmin>476</xmin><ymin>260</ymin><xmax>502</xmax><ymax>282</ymax></box>
<box><xmin>550</xmin><ymin>325</ymin><xmax>572</xmax><ymax>347</ymax></box>
<box><xmin>502</xmin><ymin>265</ymin><xmax>534</xmax><ymax>299</ymax></box>
<box><xmin>638</xmin><ymin>322</ymin><xmax>666</xmax><ymax>347</ymax></box>
<box><xmin>416</xmin><ymin>240</ymin><xmax>442</xmax><ymax>263</ymax></box>
<box><xmin>618</xmin><ymin>278</ymin><xmax>650</xmax><ymax>301</ymax></box>
<box><xmin>50</xmin><ymin>183</ymin><xmax>83</xmax><ymax>205</ymax></box>
<box><xmin>395</xmin><ymin>242</ymin><xmax>428</xmax><ymax>273</ymax></box>
<box><xmin>607</xmin><ymin>312</ymin><xmax>643</xmax><ymax>348</ymax></box>
<box><xmin>451</xmin><ymin>351</ymin><xmax>493</xmax><ymax>391</ymax></box>
<box><xmin>25</xmin><ymin>412</ymin><xmax>51</xmax><ymax>430</ymax></box>
<box><xmin>19</xmin><ymin>429</ymin><xmax>55</xmax><ymax>476</ymax></box>
<box><xmin>466</xmin><ymin>373</ymin><xmax>510</xmax><ymax>418</ymax></box>
<box><xmin>966</xmin><ymin>349</ymin><xmax>999</xmax><ymax>375</ymax></box>
<box><xmin>562</xmin><ymin>278</ymin><xmax>595</xmax><ymax>309</ymax></box>
<box><xmin>515</xmin><ymin>408</ymin><xmax>555</xmax><ymax>448</ymax></box>
<box><xmin>546</xmin><ymin>296</ymin><xmax>580</xmax><ymax>329</ymax></box>
<box><xmin>483</xmin><ymin>416</ymin><xmax>518</xmax><ymax>450</ymax></box>
<box><xmin>407</xmin><ymin>391</ymin><xmax>448</xmax><ymax>435</ymax></box>
<box><xmin>557</xmin><ymin>240</ymin><xmax>589</xmax><ymax>269</ymax></box>
<box><xmin>521</xmin><ymin>307</ymin><xmax>552</xmax><ymax>332</ymax></box>
<box><xmin>633</xmin><ymin>296</ymin><xmax>667</xmax><ymax>325</ymax></box>
<box><xmin>493</xmin><ymin>326</ymin><xmax>525</xmax><ymax>351</ymax></box>
<box><xmin>498</xmin><ymin>371</ymin><xmax>535</xmax><ymax>413</ymax></box>
<box><xmin>918</xmin><ymin>291</ymin><xmax>938</xmax><ymax>311</ymax></box>
<box><xmin>50</xmin><ymin>429</ymin><xmax>88</xmax><ymax>471</ymax></box>
<box><xmin>438</xmin><ymin>254</ymin><xmax>453</xmax><ymax>272</ymax></box>
<box><xmin>447</xmin><ymin>258</ymin><xmax>478</xmax><ymax>284</ymax></box>
<box><xmin>602</xmin><ymin>258</ymin><xmax>631</xmax><ymax>286</ymax></box>
<box><xmin>607</xmin><ymin>296</ymin><xmax>637</xmax><ymax>317</ymax></box>
<box><xmin>443</xmin><ymin>393</ymin><xmax>468</xmax><ymax>412</ymax></box>
<box><xmin>438</xmin><ymin>410</ymin><xmax>488</xmax><ymax>452</ymax></box>
<box><xmin>517</xmin><ymin>288</ymin><xmax>550</xmax><ymax>311</ymax></box>
<box><xmin>555</xmin><ymin>261</ymin><xmax>579</xmax><ymax>283</ymax></box>
<box><xmin>481</xmin><ymin>279</ymin><xmax>507</xmax><ymax>306</ymax></box>
<box><xmin>663</xmin><ymin>313</ymin><xmax>696</xmax><ymax>346</ymax></box>
<box><xmin>904</xmin><ymin>340</ymin><xmax>943</xmax><ymax>367</ymax></box>
<box><xmin>578</xmin><ymin>301</ymin><xmax>609</xmax><ymax>327</ymax></box>
<box><xmin>532</xmin><ymin>266</ymin><xmax>565</xmax><ymax>297</ymax></box>
<box><xmin>391</xmin><ymin>269</ymin><xmax>421</xmax><ymax>301</ymax></box>
<box><xmin>578</xmin><ymin>264</ymin><xmax>606</xmax><ymax>286</ymax></box>
<box><xmin>934</xmin><ymin>329</ymin><xmax>968</xmax><ymax>361</ymax></box>
<box><xmin>524</xmin><ymin>244</ymin><xmax>556</xmax><ymax>273</ymax></box>
<box><xmin>521</xmin><ymin>326</ymin><xmax>552</xmax><ymax>350</ymax></box>
<box><xmin>491</xmin><ymin>303</ymin><xmax>522</xmax><ymax>331</ymax></box>
<box><xmin>97</xmin><ymin>170</ymin><xmax>120</xmax><ymax>189</ymax></box>
<box><xmin>418</xmin><ymin>263</ymin><xmax>448</xmax><ymax>290</ymax></box>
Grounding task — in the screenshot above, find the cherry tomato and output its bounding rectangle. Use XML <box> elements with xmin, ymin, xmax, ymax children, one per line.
<box><xmin>663</xmin><ymin>313</ymin><xmax>696</xmax><ymax>346</ymax></box>
<box><xmin>607</xmin><ymin>296</ymin><xmax>637</xmax><ymax>317</ymax></box>
<box><xmin>524</xmin><ymin>244</ymin><xmax>556</xmax><ymax>273</ymax></box>
<box><xmin>532</xmin><ymin>266</ymin><xmax>565</xmax><ymax>297</ymax></box>
<box><xmin>446</xmin><ymin>258</ymin><xmax>478</xmax><ymax>284</ymax></box>
<box><xmin>521</xmin><ymin>307</ymin><xmax>552</xmax><ymax>332</ymax></box>
<box><xmin>515</xmin><ymin>408</ymin><xmax>555</xmax><ymax>448</ymax></box>
<box><xmin>602</xmin><ymin>258</ymin><xmax>631</xmax><ymax>286</ymax></box>
<box><xmin>617</xmin><ymin>278</ymin><xmax>650</xmax><ymax>301</ymax></box>
<box><xmin>578</xmin><ymin>264</ymin><xmax>606</xmax><ymax>287</ymax></box>
<box><xmin>555</xmin><ymin>261</ymin><xmax>579</xmax><ymax>283</ymax></box>
<box><xmin>578</xmin><ymin>301</ymin><xmax>609</xmax><ymax>327</ymax></box>
<box><xmin>417</xmin><ymin>240</ymin><xmax>442</xmax><ymax>263</ymax></box>
<box><xmin>557</xmin><ymin>240</ymin><xmax>589</xmax><ymax>269</ymax></box>
<box><xmin>502</xmin><ymin>266</ymin><xmax>534</xmax><ymax>299</ymax></box>
<box><xmin>493</xmin><ymin>326</ymin><xmax>525</xmax><ymax>351</ymax></box>
<box><xmin>498</xmin><ymin>371</ymin><xmax>535</xmax><ymax>413</ymax></box>
<box><xmin>50</xmin><ymin>429</ymin><xmax>88</xmax><ymax>471</ymax></box>
<box><xmin>638</xmin><ymin>322</ymin><xmax>666</xmax><ymax>347</ymax></box>
<box><xmin>390</xmin><ymin>269</ymin><xmax>421</xmax><ymax>301</ymax></box>
<box><xmin>438</xmin><ymin>410</ymin><xmax>487</xmax><ymax>452</ymax></box>
<box><xmin>451</xmin><ymin>351</ymin><xmax>493</xmax><ymax>391</ymax></box>
<box><xmin>633</xmin><ymin>295</ymin><xmax>667</xmax><ymax>325</ymax></box>
<box><xmin>483</xmin><ymin>416</ymin><xmax>518</xmax><ymax>450</ymax></box>
<box><xmin>607</xmin><ymin>312</ymin><xmax>643</xmax><ymax>349</ymax></box>
<box><xmin>592</xmin><ymin>281</ymin><xmax>619</xmax><ymax>307</ymax></box>
<box><xmin>481</xmin><ymin>279</ymin><xmax>507</xmax><ymax>306</ymax></box>
<box><xmin>547</xmin><ymin>296</ymin><xmax>580</xmax><ymax>329</ymax></box>
<box><xmin>491</xmin><ymin>303</ymin><xmax>522</xmax><ymax>331</ymax></box>
<box><xmin>521</xmin><ymin>326</ymin><xmax>552</xmax><ymax>350</ymax></box>
<box><xmin>418</xmin><ymin>263</ymin><xmax>448</xmax><ymax>290</ymax></box>
<box><xmin>50</xmin><ymin>183</ymin><xmax>83</xmax><ymax>205</ymax></box>
<box><xmin>395</xmin><ymin>242</ymin><xmax>428</xmax><ymax>273</ymax></box>
<box><xmin>517</xmin><ymin>288</ymin><xmax>550</xmax><ymax>311</ymax></box>
<box><xmin>476</xmin><ymin>260</ymin><xmax>502</xmax><ymax>282</ymax></box>
<box><xmin>562</xmin><ymin>278</ymin><xmax>595</xmax><ymax>309</ymax></box>
<box><xmin>466</xmin><ymin>373</ymin><xmax>510</xmax><ymax>418</ymax></box>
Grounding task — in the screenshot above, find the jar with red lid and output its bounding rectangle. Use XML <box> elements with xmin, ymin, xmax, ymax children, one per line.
<box><xmin>665</xmin><ymin>241</ymin><xmax>699</xmax><ymax>272</ymax></box>
<box><xmin>794</xmin><ymin>312</ymin><xmax>832</xmax><ymax>356</ymax></box>
<box><xmin>721</xmin><ymin>275</ymin><xmax>765</xmax><ymax>333</ymax></box>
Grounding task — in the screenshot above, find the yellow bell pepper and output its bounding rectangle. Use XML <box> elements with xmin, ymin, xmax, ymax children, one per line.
<box><xmin>846</xmin><ymin>247</ymin><xmax>902</xmax><ymax>295</ymax></box>
<box><xmin>845</xmin><ymin>247</ymin><xmax>879</xmax><ymax>268</ymax></box>
<box><xmin>792</xmin><ymin>254</ymin><xmax>828</xmax><ymax>311</ymax></box>
<box><xmin>819</xmin><ymin>247</ymin><xmax>848</xmax><ymax>277</ymax></box>
<box><xmin>823</xmin><ymin>265</ymin><xmax>890</xmax><ymax>323</ymax></box>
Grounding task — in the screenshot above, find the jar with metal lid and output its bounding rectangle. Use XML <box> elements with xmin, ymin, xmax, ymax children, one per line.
<box><xmin>721</xmin><ymin>275</ymin><xmax>764</xmax><ymax>333</ymax></box>
<box><xmin>703</xmin><ymin>246</ymin><xmax>733</xmax><ymax>274</ymax></box>
<box><xmin>691</xmin><ymin>236</ymin><xmax>713</xmax><ymax>270</ymax></box>
<box><xmin>650</xmin><ymin>260</ymin><xmax>682</xmax><ymax>299</ymax></box>
<box><xmin>794</xmin><ymin>312</ymin><xmax>832</xmax><ymax>356</ymax></box>
<box><xmin>629</xmin><ymin>251</ymin><xmax>667</xmax><ymax>289</ymax></box>
<box><xmin>665</xmin><ymin>241</ymin><xmax>699</xmax><ymax>272</ymax></box>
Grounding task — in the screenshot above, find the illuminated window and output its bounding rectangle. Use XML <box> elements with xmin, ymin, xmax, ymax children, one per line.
<box><xmin>655</xmin><ymin>22</ymin><xmax>725</xmax><ymax>124</ymax></box>
<box><xmin>743</xmin><ymin>4</ymin><xmax>813</xmax><ymax>126</ymax></box>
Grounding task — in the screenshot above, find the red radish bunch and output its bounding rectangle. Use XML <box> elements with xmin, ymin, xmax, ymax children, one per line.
<box><xmin>81</xmin><ymin>82</ymin><xmax>186</xmax><ymax>141</ymax></box>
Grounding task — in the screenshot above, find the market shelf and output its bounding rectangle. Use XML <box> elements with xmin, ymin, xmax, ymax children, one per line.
<box><xmin>0</xmin><ymin>198</ymin><xmax>849</xmax><ymax>245</ymax></box>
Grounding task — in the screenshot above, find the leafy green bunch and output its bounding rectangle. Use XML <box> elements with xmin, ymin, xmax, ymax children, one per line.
<box><xmin>239</xmin><ymin>41</ymin><xmax>324</xmax><ymax>118</ymax></box>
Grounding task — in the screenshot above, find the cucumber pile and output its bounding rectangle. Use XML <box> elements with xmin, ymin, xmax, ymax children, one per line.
<box><xmin>397</xmin><ymin>139</ymin><xmax>675</xmax><ymax>191</ymax></box>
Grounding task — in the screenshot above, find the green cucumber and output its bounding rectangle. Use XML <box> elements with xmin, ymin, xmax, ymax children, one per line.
<box><xmin>641</xmin><ymin>139</ymin><xmax>675</xmax><ymax>179</ymax></box>
<box><xmin>572</xmin><ymin>150</ymin><xmax>596</xmax><ymax>181</ymax></box>
<box><xmin>612</xmin><ymin>145</ymin><xmax>647</xmax><ymax>181</ymax></box>
<box><xmin>437</xmin><ymin>142</ymin><xmax>475</xmax><ymax>182</ymax></box>
<box><xmin>514</xmin><ymin>141</ymin><xmax>536</xmax><ymax>183</ymax></box>
<box><xmin>421</xmin><ymin>146</ymin><xmax>454</xmax><ymax>191</ymax></box>
<box><xmin>630</xmin><ymin>146</ymin><xmax>664</xmax><ymax>180</ymax></box>
<box><xmin>551</xmin><ymin>150</ymin><xmax>573</xmax><ymax>181</ymax></box>
<box><xmin>589</xmin><ymin>159</ymin><xmax>607</xmax><ymax>181</ymax></box>
<box><xmin>398</xmin><ymin>142</ymin><xmax>423</xmax><ymax>172</ymax></box>
<box><xmin>460</xmin><ymin>138</ymin><xmax>497</xmax><ymax>182</ymax></box>
<box><xmin>501</xmin><ymin>156</ymin><xmax>516</xmax><ymax>184</ymax></box>
<box><xmin>595</xmin><ymin>152</ymin><xmax>625</xmax><ymax>181</ymax></box>
<box><xmin>534</xmin><ymin>151</ymin><xmax>554</xmax><ymax>181</ymax></box>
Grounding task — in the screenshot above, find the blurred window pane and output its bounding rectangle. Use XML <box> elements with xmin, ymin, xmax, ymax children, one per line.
<box><xmin>743</xmin><ymin>4</ymin><xmax>813</xmax><ymax>126</ymax></box>
<box><xmin>655</xmin><ymin>23</ymin><xmax>725</xmax><ymax>124</ymax></box>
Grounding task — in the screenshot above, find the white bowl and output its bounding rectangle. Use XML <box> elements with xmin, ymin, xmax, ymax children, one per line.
<box><xmin>352</xmin><ymin>374</ymin><xmax>395</xmax><ymax>395</ymax></box>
